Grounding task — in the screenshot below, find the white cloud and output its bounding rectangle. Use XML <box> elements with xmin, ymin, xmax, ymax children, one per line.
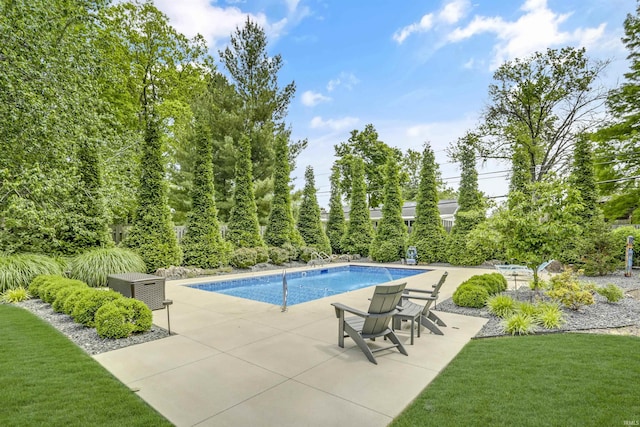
<box><xmin>310</xmin><ymin>116</ymin><xmax>359</xmax><ymax>131</ymax></box>
<box><xmin>393</xmin><ymin>0</ymin><xmax>470</xmax><ymax>44</ymax></box>
<box><xmin>154</xmin><ymin>0</ymin><xmax>267</xmax><ymax>49</ymax></box>
<box><xmin>446</xmin><ymin>0</ymin><xmax>607</xmax><ymax>69</ymax></box>
<box><xmin>154</xmin><ymin>0</ymin><xmax>310</xmax><ymax>50</ymax></box>
<box><xmin>301</xmin><ymin>90</ymin><xmax>331</xmax><ymax>106</ymax></box>
<box><xmin>326</xmin><ymin>72</ymin><xmax>360</xmax><ymax>92</ymax></box>
<box><xmin>439</xmin><ymin>0</ymin><xmax>470</xmax><ymax>25</ymax></box>
<box><xmin>393</xmin><ymin>13</ymin><xmax>434</xmax><ymax>44</ymax></box>
<box><xmin>463</xmin><ymin>58</ymin><xmax>475</xmax><ymax>69</ymax></box>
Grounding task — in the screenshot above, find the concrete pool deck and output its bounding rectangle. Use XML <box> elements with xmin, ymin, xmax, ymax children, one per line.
<box><xmin>94</xmin><ymin>264</ymin><xmax>491</xmax><ymax>427</ymax></box>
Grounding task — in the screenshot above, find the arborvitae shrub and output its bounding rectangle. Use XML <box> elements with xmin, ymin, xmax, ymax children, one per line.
<box><xmin>230</xmin><ymin>248</ymin><xmax>258</xmax><ymax>269</ymax></box>
<box><xmin>370</xmin><ymin>157</ymin><xmax>407</xmax><ymax>262</ymax></box>
<box><xmin>72</xmin><ymin>289</ymin><xmax>123</xmax><ymax>327</ymax></box>
<box><xmin>123</xmin><ymin>117</ymin><xmax>182</xmax><ymax>272</ymax></box>
<box><xmin>297</xmin><ymin>166</ymin><xmax>331</xmax><ymax>254</ymax></box>
<box><xmin>268</xmin><ymin>247</ymin><xmax>289</xmax><ymax>265</ymax></box>
<box><xmin>408</xmin><ymin>144</ymin><xmax>447</xmax><ymax>263</ymax></box>
<box><xmin>325</xmin><ymin>165</ymin><xmax>346</xmax><ymax>254</ymax></box>
<box><xmin>341</xmin><ymin>157</ymin><xmax>374</xmax><ymax>256</ymax></box>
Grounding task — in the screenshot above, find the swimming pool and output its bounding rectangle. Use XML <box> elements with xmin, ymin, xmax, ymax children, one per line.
<box><xmin>187</xmin><ymin>265</ymin><xmax>431</xmax><ymax>306</ymax></box>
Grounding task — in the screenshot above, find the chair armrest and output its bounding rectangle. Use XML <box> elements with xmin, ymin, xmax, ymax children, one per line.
<box><xmin>401</xmin><ymin>294</ymin><xmax>437</xmax><ymax>302</ymax></box>
<box><xmin>331</xmin><ymin>302</ymin><xmax>369</xmax><ymax>318</ymax></box>
<box><xmin>404</xmin><ymin>288</ymin><xmax>434</xmax><ymax>294</ymax></box>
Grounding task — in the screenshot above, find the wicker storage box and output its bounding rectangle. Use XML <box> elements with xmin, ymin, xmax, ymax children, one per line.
<box><xmin>107</xmin><ymin>273</ymin><xmax>166</xmax><ymax>310</ymax></box>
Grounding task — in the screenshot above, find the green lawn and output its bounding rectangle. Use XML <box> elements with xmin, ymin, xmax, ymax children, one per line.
<box><xmin>391</xmin><ymin>334</ymin><xmax>640</xmax><ymax>427</ymax></box>
<box><xmin>0</xmin><ymin>304</ymin><xmax>172</xmax><ymax>427</ymax></box>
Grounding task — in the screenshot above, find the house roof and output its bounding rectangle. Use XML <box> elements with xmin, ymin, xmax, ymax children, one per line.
<box><xmin>321</xmin><ymin>200</ymin><xmax>458</xmax><ymax>221</ymax></box>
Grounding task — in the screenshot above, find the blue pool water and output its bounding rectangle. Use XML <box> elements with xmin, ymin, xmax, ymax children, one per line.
<box><xmin>188</xmin><ymin>265</ymin><xmax>430</xmax><ymax>306</ymax></box>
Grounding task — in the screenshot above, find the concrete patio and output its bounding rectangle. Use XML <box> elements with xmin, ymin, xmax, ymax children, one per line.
<box><xmin>94</xmin><ymin>264</ymin><xmax>491</xmax><ymax>427</ymax></box>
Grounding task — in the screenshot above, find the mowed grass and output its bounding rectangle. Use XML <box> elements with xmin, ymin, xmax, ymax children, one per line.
<box><xmin>391</xmin><ymin>334</ymin><xmax>640</xmax><ymax>427</ymax></box>
<box><xmin>0</xmin><ymin>304</ymin><xmax>172</xmax><ymax>427</ymax></box>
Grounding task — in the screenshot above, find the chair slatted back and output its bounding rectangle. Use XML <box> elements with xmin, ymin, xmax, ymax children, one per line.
<box><xmin>362</xmin><ymin>283</ymin><xmax>406</xmax><ymax>335</ymax></box>
<box><xmin>420</xmin><ymin>272</ymin><xmax>448</xmax><ymax>316</ymax></box>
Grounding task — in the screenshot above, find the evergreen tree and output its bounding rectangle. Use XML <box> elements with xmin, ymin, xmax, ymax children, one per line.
<box><xmin>264</xmin><ymin>134</ymin><xmax>302</xmax><ymax>247</ymax></box>
<box><xmin>68</xmin><ymin>138</ymin><xmax>113</xmax><ymax>250</ymax></box>
<box><xmin>297</xmin><ymin>166</ymin><xmax>331</xmax><ymax>254</ymax></box>
<box><xmin>341</xmin><ymin>157</ymin><xmax>374</xmax><ymax>256</ymax></box>
<box><xmin>595</xmin><ymin>1</ymin><xmax>640</xmax><ymax>222</ymax></box>
<box><xmin>325</xmin><ymin>165</ymin><xmax>346</xmax><ymax>254</ymax></box>
<box><xmin>370</xmin><ymin>157</ymin><xmax>407</xmax><ymax>262</ymax></box>
<box><xmin>408</xmin><ymin>144</ymin><xmax>447</xmax><ymax>263</ymax></box>
<box><xmin>570</xmin><ymin>134</ymin><xmax>598</xmax><ymax>224</ymax></box>
<box><xmin>124</xmin><ymin>116</ymin><xmax>182</xmax><ymax>272</ymax></box>
<box><xmin>447</xmin><ymin>134</ymin><xmax>486</xmax><ymax>265</ymax></box>
<box><xmin>226</xmin><ymin>134</ymin><xmax>264</xmax><ymax>248</ymax></box>
<box><xmin>181</xmin><ymin>122</ymin><xmax>232</xmax><ymax>268</ymax></box>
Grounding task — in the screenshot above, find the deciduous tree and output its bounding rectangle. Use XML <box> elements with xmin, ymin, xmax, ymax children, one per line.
<box><xmin>476</xmin><ymin>47</ymin><xmax>608</xmax><ymax>182</ymax></box>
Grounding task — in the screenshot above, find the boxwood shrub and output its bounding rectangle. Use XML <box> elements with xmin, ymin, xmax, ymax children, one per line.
<box><xmin>452</xmin><ymin>273</ymin><xmax>507</xmax><ymax>308</ymax></box>
<box><xmin>452</xmin><ymin>284</ymin><xmax>489</xmax><ymax>308</ymax></box>
<box><xmin>51</xmin><ymin>280</ymin><xmax>89</xmax><ymax>312</ymax></box>
<box><xmin>230</xmin><ymin>248</ymin><xmax>257</xmax><ymax>269</ymax></box>
<box><xmin>63</xmin><ymin>288</ymin><xmax>94</xmax><ymax>316</ymax></box>
<box><xmin>268</xmin><ymin>247</ymin><xmax>289</xmax><ymax>265</ymax></box>
<box><xmin>72</xmin><ymin>289</ymin><xmax>123</xmax><ymax>327</ymax></box>
<box><xmin>254</xmin><ymin>246</ymin><xmax>269</xmax><ymax>264</ymax></box>
<box><xmin>95</xmin><ymin>302</ymin><xmax>134</xmax><ymax>339</ymax></box>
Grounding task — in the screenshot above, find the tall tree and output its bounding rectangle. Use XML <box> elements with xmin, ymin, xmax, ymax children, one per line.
<box><xmin>400</xmin><ymin>148</ymin><xmax>457</xmax><ymax>201</ymax></box>
<box><xmin>325</xmin><ymin>165</ymin><xmax>347</xmax><ymax>254</ymax></box>
<box><xmin>508</xmin><ymin>141</ymin><xmax>533</xmax><ymax>210</ymax></box>
<box><xmin>595</xmin><ymin>1</ymin><xmax>640</xmax><ymax>222</ymax></box>
<box><xmin>370</xmin><ymin>158</ymin><xmax>407</xmax><ymax>262</ymax></box>
<box><xmin>570</xmin><ymin>135</ymin><xmax>598</xmax><ymax>224</ymax></box>
<box><xmin>264</xmin><ymin>134</ymin><xmax>301</xmax><ymax>248</ymax></box>
<box><xmin>475</xmin><ymin>47</ymin><xmax>608</xmax><ymax>182</ymax></box>
<box><xmin>226</xmin><ymin>135</ymin><xmax>264</xmax><ymax>248</ymax></box>
<box><xmin>335</xmin><ymin>124</ymin><xmax>401</xmax><ymax>207</ymax></box>
<box><xmin>447</xmin><ymin>134</ymin><xmax>486</xmax><ymax>265</ymax></box>
<box><xmin>341</xmin><ymin>157</ymin><xmax>375</xmax><ymax>256</ymax></box>
<box><xmin>181</xmin><ymin>121</ymin><xmax>232</xmax><ymax>268</ymax></box>
<box><xmin>408</xmin><ymin>144</ymin><xmax>447</xmax><ymax>263</ymax></box>
<box><xmin>66</xmin><ymin>138</ymin><xmax>113</xmax><ymax>250</ymax></box>
<box><xmin>297</xmin><ymin>166</ymin><xmax>331</xmax><ymax>254</ymax></box>
<box><xmin>219</xmin><ymin>18</ymin><xmax>306</xmax><ymax>222</ymax></box>
<box><xmin>0</xmin><ymin>0</ymin><xmax>112</xmax><ymax>254</ymax></box>
<box><xmin>98</xmin><ymin>0</ymin><xmax>211</xmax><ymax>224</ymax></box>
<box><xmin>124</xmin><ymin>116</ymin><xmax>182</xmax><ymax>272</ymax></box>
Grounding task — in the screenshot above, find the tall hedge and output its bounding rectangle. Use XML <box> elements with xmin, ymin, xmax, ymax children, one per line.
<box><xmin>447</xmin><ymin>136</ymin><xmax>485</xmax><ymax>265</ymax></box>
<box><xmin>226</xmin><ymin>134</ymin><xmax>264</xmax><ymax>248</ymax></box>
<box><xmin>325</xmin><ymin>164</ymin><xmax>346</xmax><ymax>254</ymax></box>
<box><xmin>124</xmin><ymin>116</ymin><xmax>182</xmax><ymax>272</ymax></box>
<box><xmin>408</xmin><ymin>144</ymin><xmax>447</xmax><ymax>263</ymax></box>
<box><xmin>370</xmin><ymin>157</ymin><xmax>407</xmax><ymax>262</ymax></box>
<box><xmin>297</xmin><ymin>166</ymin><xmax>331</xmax><ymax>254</ymax></box>
<box><xmin>570</xmin><ymin>134</ymin><xmax>598</xmax><ymax>224</ymax></box>
<box><xmin>181</xmin><ymin>122</ymin><xmax>232</xmax><ymax>268</ymax></box>
<box><xmin>264</xmin><ymin>134</ymin><xmax>303</xmax><ymax>248</ymax></box>
<box><xmin>341</xmin><ymin>156</ymin><xmax>374</xmax><ymax>256</ymax></box>
<box><xmin>63</xmin><ymin>138</ymin><xmax>113</xmax><ymax>251</ymax></box>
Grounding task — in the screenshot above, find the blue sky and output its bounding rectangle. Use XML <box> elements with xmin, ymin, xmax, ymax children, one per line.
<box><xmin>153</xmin><ymin>0</ymin><xmax>636</xmax><ymax>208</ymax></box>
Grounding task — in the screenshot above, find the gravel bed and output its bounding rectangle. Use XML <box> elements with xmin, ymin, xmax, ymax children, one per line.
<box><xmin>434</xmin><ymin>271</ymin><xmax>640</xmax><ymax>338</ymax></box>
<box><xmin>14</xmin><ymin>299</ymin><xmax>170</xmax><ymax>355</ymax></box>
